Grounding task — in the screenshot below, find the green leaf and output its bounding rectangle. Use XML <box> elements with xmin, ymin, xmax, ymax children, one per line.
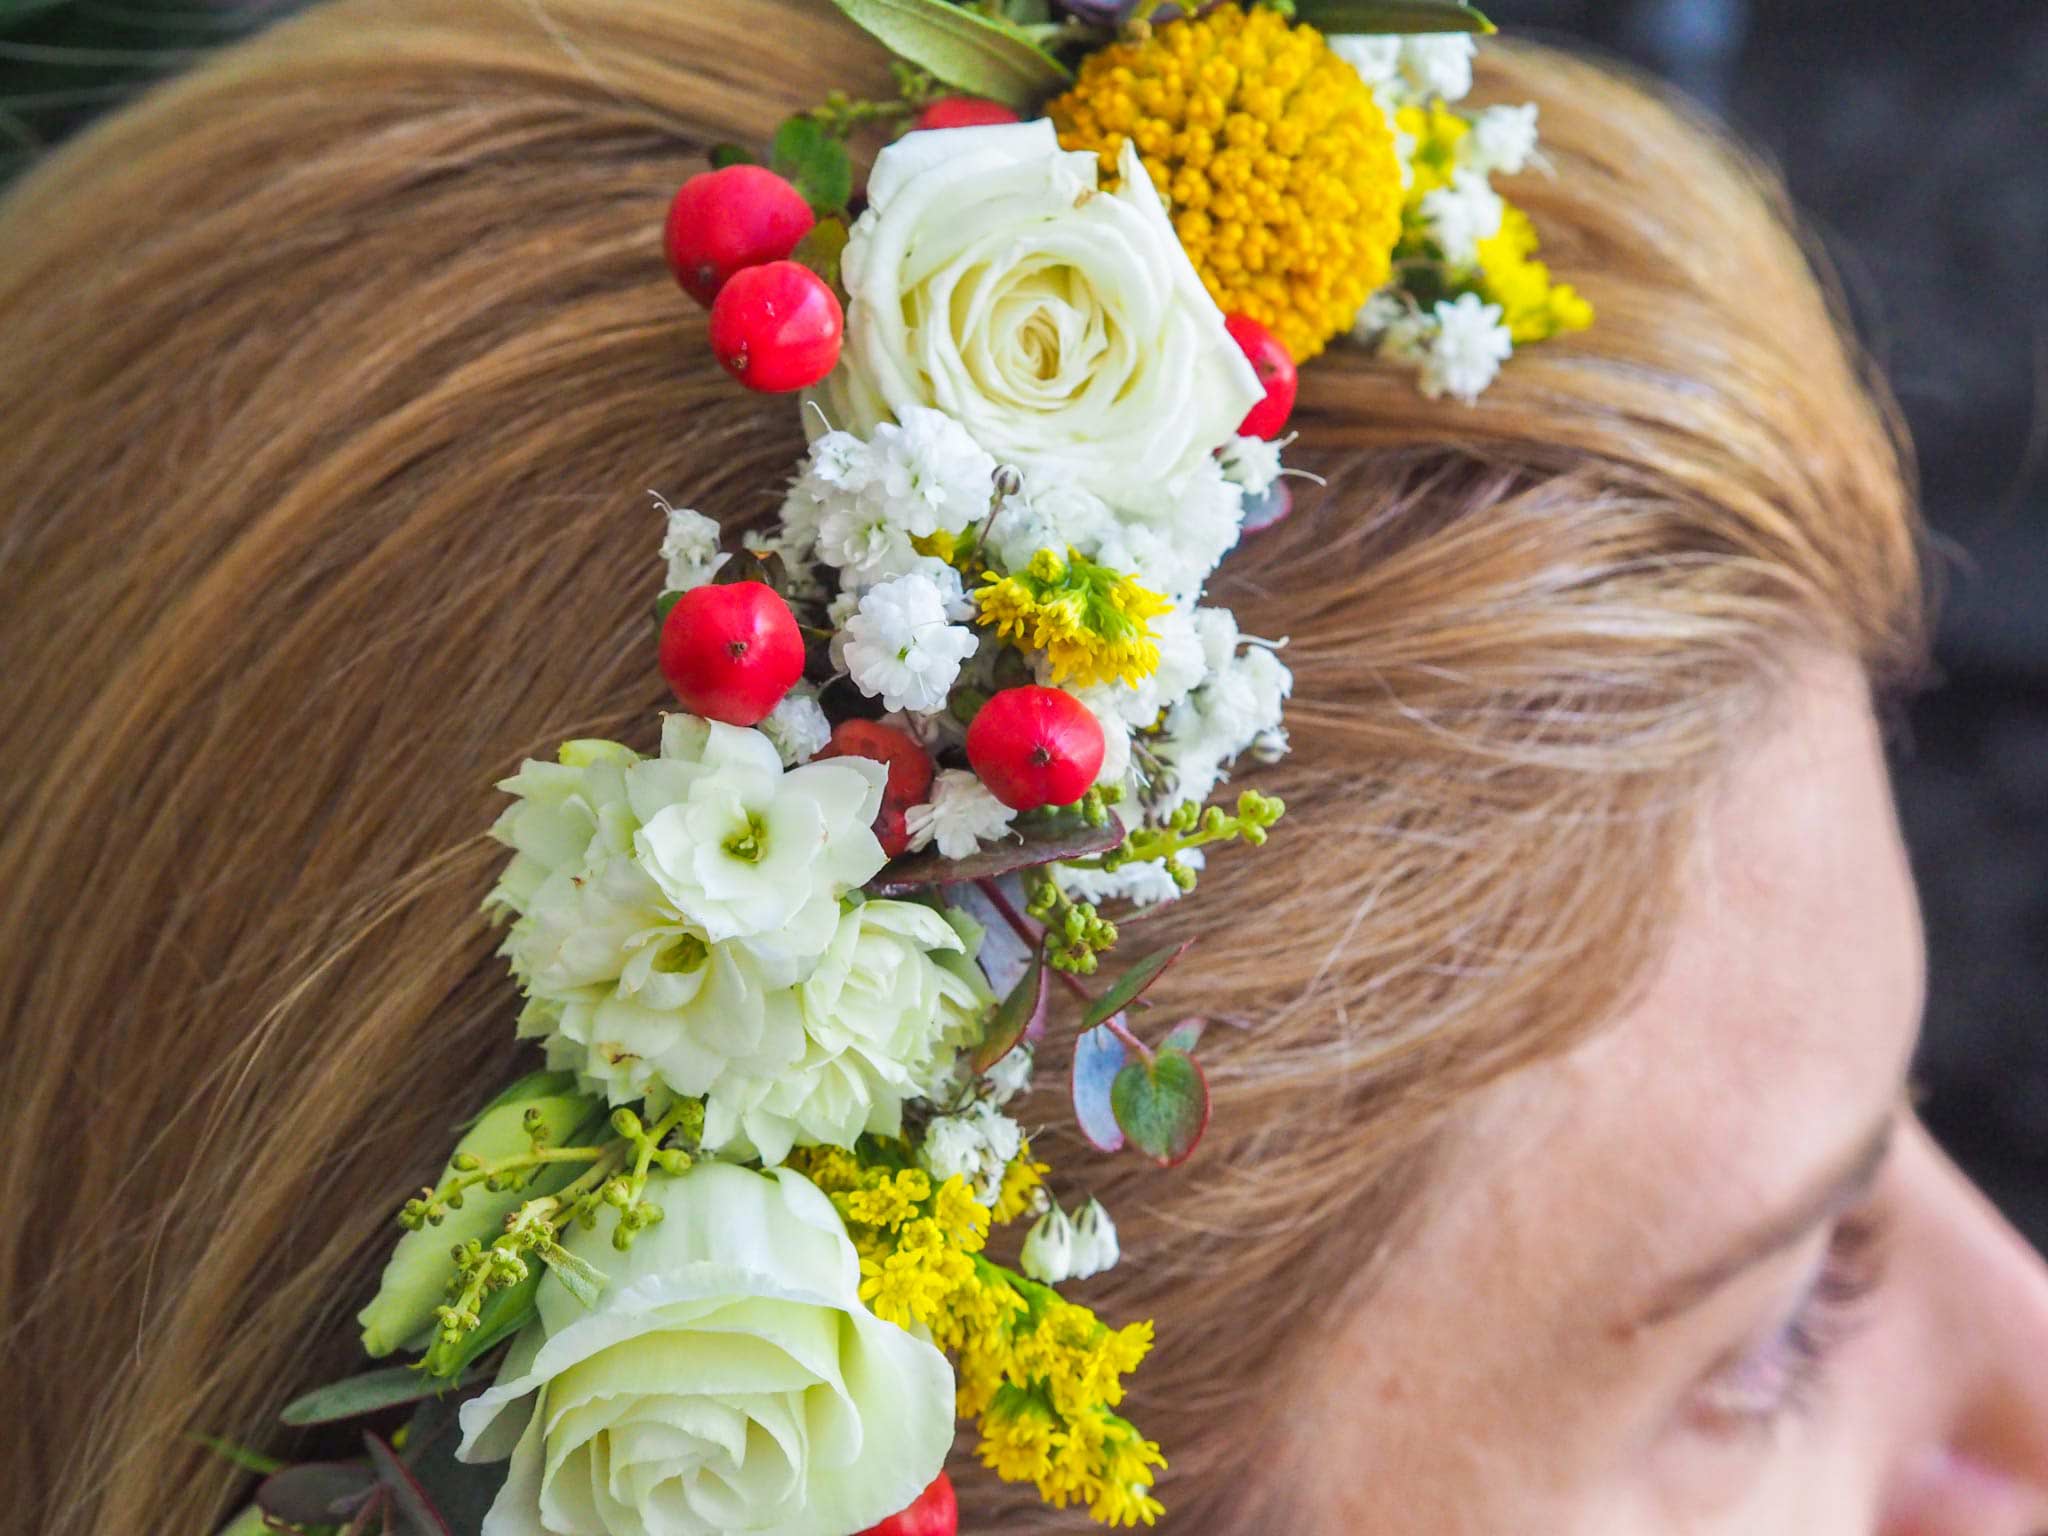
<box><xmin>457</xmin><ymin>1069</ymin><xmax>583</xmax><ymax>1132</ymax></box>
<box><xmin>770</xmin><ymin>115</ymin><xmax>853</xmax><ymax>214</ymax></box>
<box><xmin>1080</xmin><ymin>941</ymin><xmax>1189</xmax><ymax>1031</ymax></box>
<box><xmin>191</xmin><ymin>1433</ymin><xmax>283</xmax><ymax>1475</ymax></box>
<box><xmin>790</xmin><ymin>217</ymin><xmax>851</xmax><ymax>291</ymax></box>
<box><xmin>711</xmin><ymin>548</ymin><xmax>790</xmax><ymax>591</ymax></box>
<box><xmin>256</xmin><ymin>1462</ymin><xmax>379</xmax><ymax>1527</ymax></box>
<box><xmin>708</xmin><ymin>142</ymin><xmax>758</xmax><ymax>169</ymax></box>
<box><xmin>422</xmin><ymin>1265</ymin><xmax>539</xmax><ymax>1380</ymax></box>
<box><xmin>653</xmin><ymin>589</ymin><xmax>684</xmax><ymax>629</ymax></box>
<box><xmin>1110</xmin><ymin>1045</ymin><xmax>1210</xmax><ymax>1167</ymax></box>
<box><xmin>827</xmin><ymin>0</ymin><xmax>1070</xmax><ymax>109</ymax></box>
<box><xmin>1158</xmin><ymin>1017</ymin><xmax>1207</xmax><ymax>1056</ymax></box>
<box><xmin>540</xmin><ymin>1242</ymin><xmax>606</xmax><ymax>1309</ymax></box>
<box><xmin>872</xmin><ymin>809</ymin><xmax>1125</xmax><ymax>894</ymax></box>
<box><xmin>280</xmin><ymin>1365</ymin><xmax>484</xmax><ymax>1428</ymax></box>
<box><xmin>971</xmin><ymin>942</ymin><xmax>1045</xmax><ymax>1074</ymax></box>
<box><xmin>1293</xmin><ymin>0</ymin><xmax>1494</xmax><ymax>35</ymax></box>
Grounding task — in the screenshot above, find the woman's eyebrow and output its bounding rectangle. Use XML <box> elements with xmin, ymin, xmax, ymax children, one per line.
<box><xmin>1615</xmin><ymin>1112</ymin><xmax>1898</xmax><ymax>1336</ymax></box>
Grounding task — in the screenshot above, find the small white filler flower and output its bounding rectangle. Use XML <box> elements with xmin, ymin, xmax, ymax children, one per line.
<box><xmin>840</xmin><ymin>571</ymin><xmax>979</xmax><ymax>714</ymax></box>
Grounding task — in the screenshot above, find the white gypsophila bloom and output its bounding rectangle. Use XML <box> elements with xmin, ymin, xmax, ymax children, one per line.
<box><xmin>1097</xmin><ymin>454</ymin><xmax>1247</xmax><ymax>602</ymax></box>
<box><xmin>816</xmin><ymin>121</ymin><xmax>1262</xmax><ymax>514</ymax></box>
<box><xmin>980</xmin><ymin>470</ymin><xmax>1115</xmax><ymax>577</ymax></box>
<box><xmin>984</xmin><ymin>1041</ymin><xmax>1035</xmax><ymax>1107</ymax></box>
<box><xmin>1192</xmin><ymin>605</ymin><xmax>1242</xmax><ymax>677</ymax></box>
<box><xmin>655</xmin><ymin>497</ymin><xmax>727</xmax><ymax>592</ymax></box>
<box><xmin>702</xmin><ymin>899</ymin><xmax>986</xmax><ymax>1162</ymax></box>
<box><xmin>1400</xmin><ymin>34</ymin><xmax>1476</xmax><ymax>102</ymax></box>
<box><xmin>1076</xmin><ymin>602</ymin><xmax>1209</xmax><ymax>734</ymax></box>
<box><xmin>459</xmin><ymin>1163</ymin><xmax>953</xmax><ymax>1536</ymax></box>
<box><xmin>1058</xmin><ymin>848</ymin><xmax>1204</xmax><ymax>911</ymax></box>
<box><xmin>1218</xmin><ymin>434</ymin><xmax>1285</xmax><ymax>496</ymax></box>
<box><xmin>1466</xmin><ymin>102</ymin><xmax>1540</xmax><ymax>177</ymax></box>
<box><xmin>840</xmin><ymin>572</ymin><xmax>979</xmax><ymax>714</ymax></box>
<box><xmin>759</xmin><ymin>686</ymin><xmax>832</xmax><ymax>766</ymax></box>
<box><xmin>801</xmin><ymin>411</ymin><xmax>997</xmax><ymax>586</ymax></box>
<box><xmin>1070</xmin><ymin>1197</ymin><xmax>1121</xmax><ymax>1280</ymax></box>
<box><xmin>917</xmin><ymin>1098</ymin><xmax>1024</xmax><ymax>1203</ymax></box>
<box><xmin>1420</xmin><ymin>293</ymin><xmax>1514</xmax><ymax>403</ymax></box>
<box><xmin>1327</xmin><ymin>33</ymin><xmax>1400</xmax><ymax>91</ymax></box>
<box><xmin>1078</xmin><ymin>688</ymin><xmax>1132</xmax><ymax>788</ymax></box>
<box><xmin>1350</xmin><ymin>289</ymin><xmax>1408</xmax><ymax>345</ymax></box>
<box><xmin>1020</xmin><ymin>1201</ymin><xmax>1079</xmax><ymax>1285</ymax></box>
<box><xmin>1421</xmin><ymin>169</ymin><xmax>1505</xmax><ymax>269</ymax></box>
<box><xmin>1155</xmin><ymin>645</ymin><xmax>1293</xmax><ymax>806</ymax></box>
<box><xmin>489</xmin><ymin>717</ymin><xmax>907</xmax><ymax>1130</ymax></box>
<box><xmin>905</xmin><ymin>768</ymin><xmax>1018</xmax><ymax>860</ymax></box>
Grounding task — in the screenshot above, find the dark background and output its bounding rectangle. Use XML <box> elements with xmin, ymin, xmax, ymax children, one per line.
<box><xmin>3</xmin><ymin>0</ymin><xmax>2042</xmax><ymax>1246</ymax></box>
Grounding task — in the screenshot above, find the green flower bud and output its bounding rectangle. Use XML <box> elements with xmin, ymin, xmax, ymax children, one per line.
<box><xmin>357</xmin><ymin>1074</ymin><xmax>597</xmax><ymax>1359</ymax></box>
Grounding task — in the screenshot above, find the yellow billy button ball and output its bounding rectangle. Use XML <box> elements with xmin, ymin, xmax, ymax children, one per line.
<box><xmin>1050</xmin><ymin>2</ymin><xmax>1404</xmax><ymax>363</ymax></box>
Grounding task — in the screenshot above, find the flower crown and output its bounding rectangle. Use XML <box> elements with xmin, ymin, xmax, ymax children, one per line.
<box><xmin>227</xmin><ymin>5</ymin><xmax>1588</xmax><ymax>1535</ymax></box>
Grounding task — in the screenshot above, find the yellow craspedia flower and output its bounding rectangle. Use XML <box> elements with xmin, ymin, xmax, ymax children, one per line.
<box><xmin>1050</xmin><ymin>3</ymin><xmax>1402</xmax><ymax>362</ymax></box>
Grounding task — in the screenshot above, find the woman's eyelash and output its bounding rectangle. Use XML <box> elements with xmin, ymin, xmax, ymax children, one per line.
<box><xmin>1690</xmin><ymin>1207</ymin><xmax>1890</xmax><ymax>1431</ymax></box>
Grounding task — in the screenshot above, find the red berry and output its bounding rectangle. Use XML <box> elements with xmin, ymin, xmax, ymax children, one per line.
<box><xmin>708</xmin><ymin>260</ymin><xmax>843</xmax><ymax>393</ymax></box>
<box><xmin>658</xmin><ymin>581</ymin><xmax>804</xmax><ymax>726</ymax></box>
<box><xmin>1224</xmin><ymin>313</ymin><xmax>1298</xmax><ymax>440</ymax></box>
<box><xmin>857</xmin><ymin>1473</ymin><xmax>958</xmax><ymax>1536</ymax></box>
<box><xmin>664</xmin><ymin>165</ymin><xmax>816</xmax><ymax>308</ymax></box>
<box><xmin>873</xmin><ymin>802</ymin><xmax>911</xmax><ymax>860</ymax></box>
<box><xmin>966</xmin><ymin>687</ymin><xmax>1104</xmax><ymax>812</ymax></box>
<box><xmin>815</xmin><ymin>720</ymin><xmax>935</xmax><ymax>810</ymax></box>
<box><xmin>913</xmin><ymin>97</ymin><xmax>1022</xmax><ymax>131</ymax></box>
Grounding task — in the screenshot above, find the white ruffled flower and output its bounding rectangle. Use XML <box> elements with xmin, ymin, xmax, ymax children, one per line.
<box><xmin>459</xmin><ymin>1162</ymin><xmax>953</xmax><ymax>1536</ymax></box>
<box><xmin>840</xmin><ymin>572</ymin><xmax>979</xmax><ymax>714</ymax></box>
<box><xmin>655</xmin><ymin>497</ymin><xmax>726</xmax><ymax>592</ymax></box>
<box><xmin>1070</xmin><ymin>1197</ymin><xmax>1121</xmax><ymax>1280</ymax></box>
<box><xmin>797</xmin><ymin>410</ymin><xmax>997</xmax><ymax>586</ymax></box>
<box><xmin>1421</xmin><ymin>169</ymin><xmax>1505</xmax><ymax>269</ymax></box>
<box><xmin>704</xmin><ymin>899</ymin><xmax>987</xmax><ymax>1162</ymax></box>
<box><xmin>918</xmin><ymin>1098</ymin><xmax>1025</xmax><ymax>1204</ymax></box>
<box><xmin>1218</xmin><ymin>434</ymin><xmax>1285</xmax><ymax>496</ymax></box>
<box><xmin>1021</xmin><ymin>1200</ymin><xmax>1079</xmax><ymax>1284</ymax></box>
<box><xmin>905</xmin><ymin>769</ymin><xmax>1017</xmax><ymax>860</ymax></box>
<box><xmin>758</xmin><ymin>685</ymin><xmax>832</xmax><ymax>766</ymax></box>
<box><xmin>1419</xmin><ymin>293</ymin><xmax>1514</xmax><ymax>403</ymax></box>
<box><xmin>818</xmin><ymin>120</ymin><xmax>1262</xmax><ymax>514</ymax></box>
<box><xmin>1399</xmin><ymin>34</ymin><xmax>1476</xmax><ymax>102</ymax></box>
<box><xmin>1467</xmin><ymin>102</ymin><xmax>1540</xmax><ymax>177</ymax></box>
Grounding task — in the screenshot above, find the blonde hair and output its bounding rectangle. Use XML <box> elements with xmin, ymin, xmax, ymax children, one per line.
<box><xmin>0</xmin><ymin>2</ymin><xmax>1923</xmax><ymax>1531</ymax></box>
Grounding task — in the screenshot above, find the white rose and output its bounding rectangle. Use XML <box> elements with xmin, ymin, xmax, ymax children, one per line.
<box><xmin>818</xmin><ymin>120</ymin><xmax>1262</xmax><ymax>512</ymax></box>
<box><xmin>459</xmin><ymin>1163</ymin><xmax>953</xmax><ymax>1536</ymax></box>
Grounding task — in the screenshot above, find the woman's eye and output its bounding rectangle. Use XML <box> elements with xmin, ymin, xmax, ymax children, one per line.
<box><xmin>1684</xmin><ymin>1208</ymin><xmax>1890</xmax><ymax>1435</ymax></box>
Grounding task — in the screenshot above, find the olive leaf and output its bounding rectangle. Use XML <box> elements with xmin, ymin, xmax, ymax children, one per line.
<box><xmin>871</xmin><ymin>809</ymin><xmax>1125</xmax><ymax>894</ymax></box>
<box><xmin>1110</xmin><ymin>1044</ymin><xmax>1211</xmax><ymax>1167</ymax></box>
<box><xmin>1070</xmin><ymin>1021</ymin><xmax>1129</xmax><ymax>1154</ymax></box>
<box><xmin>770</xmin><ymin>115</ymin><xmax>853</xmax><ymax>214</ymax></box>
<box><xmin>827</xmin><ymin>0</ymin><xmax>1070</xmax><ymax>109</ymax></box>
<box><xmin>255</xmin><ymin>1462</ymin><xmax>380</xmax><ymax>1527</ymax></box>
<box><xmin>280</xmin><ymin>1365</ymin><xmax>484</xmax><ymax>1428</ymax></box>
<box><xmin>1291</xmin><ymin>0</ymin><xmax>1494</xmax><ymax>35</ymax></box>
<box><xmin>539</xmin><ymin>1241</ymin><xmax>606</xmax><ymax>1309</ymax></box>
<box><xmin>971</xmin><ymin>941</ymin><xmax>1046</xmax><ymax>1074</ymax></box>
<box><xmin>1080</xmin><ymin>941</ymin><xmax>1190</xmax><ymax>1031</ymax></box>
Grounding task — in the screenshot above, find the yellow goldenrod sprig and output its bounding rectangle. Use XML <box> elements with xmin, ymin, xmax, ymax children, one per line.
<box><xmin>975</xmin><ymin>547</ymin><xmax>1172</xmax><ymax>691</ymax></box>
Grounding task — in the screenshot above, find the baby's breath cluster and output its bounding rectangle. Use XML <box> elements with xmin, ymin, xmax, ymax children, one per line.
<box><xmin>1052</xmin><ymin>3</ymin><xmax>1404</xmax><ymax>363</ymax></box>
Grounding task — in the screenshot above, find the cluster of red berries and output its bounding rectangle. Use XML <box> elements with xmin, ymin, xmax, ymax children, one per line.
<box><xmin>658</xmin><ymin>582</ymin><xmax>1104</xmax><ymax>854</ymax></box>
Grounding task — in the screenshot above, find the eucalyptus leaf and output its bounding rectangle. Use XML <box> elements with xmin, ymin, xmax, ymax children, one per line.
<box><xmin>365</xmin><ymin>1433</ymin><xmax>454</xmax><ymax>1536</ymax></box>
<box><xmin>255</xmin><ymin>1462</ymin><xmax>379</xmax><ymax>1526</ymax></box>
<box><xmin>971</xmin><ymin>941</ymin><xmax>1045</xmax><ymax>1074</ymax></box>
<box><xmin>1292</xmin><ymin>0</ymin><xmax>1494</xmax><ymax>35</ymax></box>
<box><xmin>1158</xmin><ymin>1016</ymin><xmax>1207</xmax><ymax>1056</ymax></box>
<box><xmin>1110</xmin><ymin>1045</ymin><xmax>1210</xmax><ymax>1167</ymax></box>
<box><xmin>1080</xmin><ymin>941</ymin><xmax>1190</xmax><ymax>1031</ymax></box>
<box><xmin>872</xmin><ymin>809</ymin><xmax>1124</xmax><ymax>894</ymax></box>
<box><xmin>828</xmin><ymin>0</ymin><xmax>1070</xmax><ymax>109</ymax></box>
<box><xmin>1070</xmin><ymin>1021</ymin><xmax>1128</xmax><ymax>1154</ymax></box>
<box><xmin>403</xmin><ymin>1394</ymin><xmax>507</xmax><ymax>1534</ymax></box>
<box><xmin>280</xmin><ymin>1365</ymin><xmax>482</xmax><ymax>1428</ymax></box>
<box><xmin>770</xmin><ymin>115</ymin><xmax>853</xmax><ymax>214</ymax></box>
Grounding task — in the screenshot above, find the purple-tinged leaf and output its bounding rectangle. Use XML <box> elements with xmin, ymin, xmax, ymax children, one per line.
<box><xmin>366</xmin><ymin>1433</ymin><xmax>454</xmax><ymax>1536</ymax></box>
<box><xmin>948</xmin><ymin>876</ymin><xmax>1038</xmax><ymax>997</ymax></box>
<box><xmin>281</xmin><ymin>1365</ymin><xmax>484</xmax><ymax>1427</ymax></box>
<box><xmin>1240</xmin><ymin>478</ymin><xmax>1293</xmax><ymax>535</ymax></box>
<box><xmin>255</xmin><ymin>1462</ymin><xmax>378</xmax><ymax>1525</ymax></box>
<box><xmin>871</xmin><ymin>810</ymin><xmax>1124</xmax><ymax>895</ymax></box>
<box><xmin>1110</xmin><ymin>1045</ymin><xmax>1211</xmax><ymax>1167</ymax></box>
<box><xmin>972</xmin><ymin>943</ymin><xmax>1046</xmax><ymax>1074</ymax></box>
<box><xmin>1080</xmin><ymin>942</ymin><xmax>1190</xmax><ymax>1031</ymax></box>
<box><xmin>1071</xmin><ymin>1022</ymin><xmax>1128</xmax><ymax>1154</ymax></box>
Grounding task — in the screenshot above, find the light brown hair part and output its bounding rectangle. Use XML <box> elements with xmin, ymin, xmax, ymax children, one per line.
<box><xmin>0</xmin><ymin>2</ymin><xmax>1924</xmax><ymax>1531</ymax></box>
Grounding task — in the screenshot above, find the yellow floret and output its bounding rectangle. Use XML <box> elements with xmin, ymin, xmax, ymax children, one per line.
<box><xmin>1051</xmin><ymin>3</ymin><xmax>1403</xmax><ymax>361</ymax></box>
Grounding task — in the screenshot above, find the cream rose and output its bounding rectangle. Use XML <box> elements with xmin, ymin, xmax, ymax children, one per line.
<box><xmin>817</xmin><ymin>119</ymin><xmax>1263</xmax><ymax>511</ymax></box>
<box><xmin>459</xmin><ymin>1162</ymin><xmax>953</xmax><ymax>1536</ymax></box>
